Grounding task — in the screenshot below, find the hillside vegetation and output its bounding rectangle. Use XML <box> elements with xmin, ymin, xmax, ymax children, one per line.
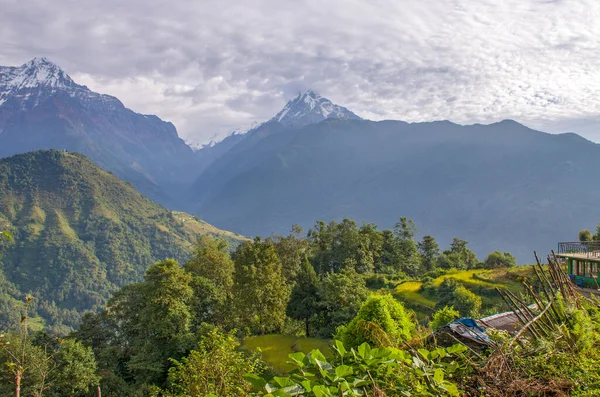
<box><xmin>0</xmin><ymin>150</ymin><xmax>246</xmax><ymax>332</ymax></box>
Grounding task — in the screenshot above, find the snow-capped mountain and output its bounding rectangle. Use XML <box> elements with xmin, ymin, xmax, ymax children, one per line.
<box><xmin>270</xmin><ymin>90</ymin><xmax>361</xmax><ymax>128</ymax></box>
<box><xmin>0</xmin><ymin>57</ymin><xmax>119</xmax><ymax>111</ymax></box>
<box><xmin>0</xmin><ymin>57</ymin><xmax>196</xmax><ymax>206</ymax></box>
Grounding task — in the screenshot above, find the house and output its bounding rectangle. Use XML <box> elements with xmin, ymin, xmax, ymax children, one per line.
<box><xmin>556</xmin><ymin>241</ymin><xmax>600</xmax><ymax>288</ymax></box>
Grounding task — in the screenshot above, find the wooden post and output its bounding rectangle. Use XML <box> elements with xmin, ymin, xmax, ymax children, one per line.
<box><xmin>15</xmin><ymin>370</ymin><xmax>21</xmax><ymax>397</ymax></box>
<box><xmin>97</xmin><ymin>385</ymin><xmax>101</xmax><ymax>397</ymax></box>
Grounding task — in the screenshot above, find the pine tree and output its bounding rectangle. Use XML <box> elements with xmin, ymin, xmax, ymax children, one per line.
<box><xmin>287</xmin><ymin>256</ymin><xmax>319</xmax><ymax>336</ymax></box>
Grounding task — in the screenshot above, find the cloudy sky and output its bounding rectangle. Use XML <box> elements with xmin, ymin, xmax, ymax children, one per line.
<box><xmin>2</xmin><ymin>0</ymin><xmax>600</xmax><ymax>144</ymax></box>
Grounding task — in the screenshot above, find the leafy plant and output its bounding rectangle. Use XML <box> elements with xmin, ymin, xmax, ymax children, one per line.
<box><xmin>246</xmin><ymin>340</ymin><xmax>469</xmax><ymax>397</ymax></box>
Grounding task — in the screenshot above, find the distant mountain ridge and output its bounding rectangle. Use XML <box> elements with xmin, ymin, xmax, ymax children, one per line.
<box><xmin>0</xmin><ymin>150</ymin><xmax>245</xmax><ymax>332</ymax></box>
<box><xmin>188</xmin><ymin>117</ymin><xmax>600</xmax><ymax>263</ymax></box>
<box><xmin>0</xmin><ymin>57</ymin><xmax>196</xmax><ymax>206</ymax></box>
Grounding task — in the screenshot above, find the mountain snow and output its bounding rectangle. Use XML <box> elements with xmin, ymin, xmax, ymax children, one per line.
<box><xmin>0</xmin><ymin>57</ymin><xmax>120</xmax><ymax>110</ymax></box>
<box><xmin>270</xmin><ymin>90</ymin><xmax>361</xmax><ymax>128</ymax></box>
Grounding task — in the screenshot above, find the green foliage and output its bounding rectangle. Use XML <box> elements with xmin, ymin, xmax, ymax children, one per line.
<box><xmin>287</xmin><ymin>256</ymin><xmax>319</xmax><ymax>336</ymax></box>
<box><xmin>418</xmin><ymin>235</ymin><xmax>440</xmax><ymax>272</ymax></box>
<box><xmin>0</xmin><ymin>333</ymin><xmax>52</xmax><ymax>396</ymax></box>
<box><xmin>307</xmin><ymin>219</ymin><xmax>381</xmax><ymax>274</ymax></box>
<box><xmin>484</xmin><ymin>251</ymin><xmax>517</xmax><ymax>268</ymax></box>
<box><xmin>50</xmin><ymin>338</ymin><xmax>100</xmax><ymax>396</ymax></box>
<box><xmin>436</xmin><ymin>278</ymin><xmax>482</xmax><ymax>317</ymax></box>
<box><xmin>273</xmin><ymin>225</ymin><xmax>310</xmax><ymax>284</ymax></box>
<box><xmin>440</xmin><ymin>238</ymin><xmax>478</xmax><ymax>270</ymax></box>
<box><xmin>233</xmin><ymin>238</ymin><xmax>291</xmax><ymax>334</ymax></box>
<box><xmin>184</xmin><ymin>236</ymin><xmax>234</xmax><ymax>327</ymax></box>
<box><xmin>247</xmin><ymin>340</ymin><xmax>469</xmax><ymax>397</ymax></box>
<box><xmin>0</xmin><ymin>150</ymin><xmax>245</xmax><ymax>331</ymax></box>
<box><xmin>429</xmin><ymin>306</ymin><xmax>460</xmax><ymax>330</ymax></box>
<box><xmin>450</xmin><ymin>286</ymin><xmax>481</xmax><ymax>317</ymax></box>
<box><xmin>185</xmin><ymin>236</ymin><xmax>234</xmax><ymax>292</ymax></box>
<box><xmin>313</xmin><ymin>269</ymin><xmax>370</xmax><ymax>338</ymax></box>
<box><xmin>579</xmin><ymin>229</ymin><xmax>594</xmax><ymax>242</ymax></box>
<box><xmin>158</xmin><ymin>326</ymin><xmax>262</xmax><ymax>397</ymax></box>
<box><xmin>335</xmin><ymin>294</ymin><xmax>416</xmax><ymax>348</ymax></box>
<box><xmin>77</xmin><ymin>259</ymin><xmax>195</xmax><ymax>387</ymax></box>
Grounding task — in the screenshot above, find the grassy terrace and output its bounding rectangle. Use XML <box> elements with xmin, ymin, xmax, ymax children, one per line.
<box><xmin>394</xmin><ymin>267</ymin><xmax>534</xmax><ymax>319</ymax></box>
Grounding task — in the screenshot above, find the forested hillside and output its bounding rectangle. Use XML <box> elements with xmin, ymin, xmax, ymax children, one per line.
<box><xmin>0</xmin><ymin>150</ymin><xmax>245</xmax><ymax>333</ymax></box>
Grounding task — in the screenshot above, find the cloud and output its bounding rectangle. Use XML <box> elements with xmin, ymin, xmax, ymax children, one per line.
<box><xmin>1</xmin><ymin>0</ymin><xmax>600</xmax><ymax>143</ymax></box>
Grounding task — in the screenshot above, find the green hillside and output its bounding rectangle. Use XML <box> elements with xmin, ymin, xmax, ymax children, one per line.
<box><xmin>0</xmin><ymin>150</ymin><xmax>246</xmax><ymax>333</ymax></box>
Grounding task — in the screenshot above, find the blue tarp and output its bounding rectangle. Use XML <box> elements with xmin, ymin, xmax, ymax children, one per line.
<box><xmin>446</xmin><ymin>317</ymin><xmax>494</xmax><ymax>345</ymax></box>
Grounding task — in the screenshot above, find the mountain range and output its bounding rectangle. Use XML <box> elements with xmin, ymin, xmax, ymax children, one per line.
<box><xmin>0</xmin><ymin>57</ymin><xmax>197</xmax><ymax>205</ymax></box>
<box><xmin>1</xmin><ymin>57</ymin><xmax>599</xmax><ymax>263</ymax></box>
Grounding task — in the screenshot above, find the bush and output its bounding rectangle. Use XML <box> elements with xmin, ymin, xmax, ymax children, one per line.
<box><xmin>452</xmin><ymin>286</ymin><xmax>482</xmax><ymax>317</ymax></box>
<box><xmin>429</xmin><ymin>306</ymin><xmax>460</xmax><ymax>330</ymax></box>
<box><xmin>335</xmin><ymin>294</ymin><xmax>416</xmax><ymax>348</ymax></box>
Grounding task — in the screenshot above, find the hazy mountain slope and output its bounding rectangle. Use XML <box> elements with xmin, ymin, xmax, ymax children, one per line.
<box><xmin>0</xmin><ymin>58</ymin><xmax>197</xmax><ymax>206</ymax></box>
<box><xmin>190</xmin><ymin>90</ymin><xmax>362</xmax><ymax>184</ymax></box>
<box><xmin>0</xmin><ymin>150</ymin><xmax>245</xmax><ymax>332</ymax></box>
<box><xmin>192</xmin><ymin>119</ymin><xmax>600</xmax><ymax>262</ymax></box>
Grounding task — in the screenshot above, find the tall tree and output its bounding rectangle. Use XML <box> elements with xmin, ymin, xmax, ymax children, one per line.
<box><xmin>393</xmin><ymin>217</ymin><xmax>420</xmax><ymax>276</ymax></box>
<box><xmin>273</xmin><ymin>225</ymin><xmax>310</xmax><ymax>285</ymax></box>
<box><xmin>184</xmin><ymin>237</ymin><xmax>234</xmax><ymax>327</ymax></box>
<box><xmin>441</xmin><ymin>238</ymin><xmax>478</xmax><ymax>269</ymax></box>
<box><xmin>232</xmin><ymin>238</ymin><xmax>290</xmax><ymax>334</ymax></box>
<box><xmin>286</xmin><ymin>256</ymin><xmax>319</xmax><ymax>336</ymax></box>
<box><xmin>314</xmin><ymin>269</ymin><xmax>370</xmax><ymax>337</ymax></box>
<box><xmin>106</xmin><ymin>259</ymin><xmax>194</xmax><ymax>385</ymax></box>
<box><xmin>184</xmin><ymin>236</ymin><xmax>234</xmax><ymax>292</ymax></box>
<box><xmin>51</xmin><ymin>339</ymin><xmax>100</xmax><ymax>396</ymax></box>
<box><xmin>418</xmin><ymin>235</ymin><xmax>440</xmax><ymax>272</ymax></box>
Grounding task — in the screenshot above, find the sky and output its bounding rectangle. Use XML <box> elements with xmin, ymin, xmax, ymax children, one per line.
<box><xmin>1</xmin><ymin>0</ymin><xmax>600</xmax><ymax>144</ymax></box>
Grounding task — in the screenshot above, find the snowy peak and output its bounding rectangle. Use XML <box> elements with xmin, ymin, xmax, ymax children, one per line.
<box><xmin>0</xmin><ymin>57</ymin><xmax>119</xmax><ymax>110</ymax></box>
<box><xmin>271</xmin><ymin>90</ymin><xmax>361</xmax><ymax>128</ymax></box>
<box><xmin>1</xmin><ymin>57</ymin><xmax>75</xmax><ymax>91</ymax></box>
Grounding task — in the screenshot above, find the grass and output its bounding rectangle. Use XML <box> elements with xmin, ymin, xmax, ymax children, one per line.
<box><xmin>242</xmin><ymin>334</ymin><xmax>331</xmax><ymax>373</ymax></box>
<box><xmin>393</xmin><ymin>267</ymin><xmax>535</xmax><ymax>319</ymax></box>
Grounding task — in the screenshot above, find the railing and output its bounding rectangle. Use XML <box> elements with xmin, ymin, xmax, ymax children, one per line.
<box><xmin>558</xmin><ymin>241</ymin><xmax>600</xmax><ymax>258</ymax></box>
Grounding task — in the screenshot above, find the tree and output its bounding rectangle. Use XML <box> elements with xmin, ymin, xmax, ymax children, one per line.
<box><xmin>442</xmin><ymin>238</ymin><xmax>478</xmax><ymax>269</ymax></box>
<box><xmin>484</xmin><ymin>251</ymin><xmax>517</xmax><ymax>268</ymax></box>
<box><xmin>392</xmin><ymin>217</ymin><xmax>420</xmax><ymax>276</ymax></box>
<box><xmin>232</xmin><ymin>238</ymin><xmax>290</xmax><ymax>334</ymax></box>
<box><xmin>336</xmin><ymin>294</ymin><xmax>416</xmax><ymax>348</ymax></box>
<box><xmin>160</xmin><ymin>326</ymin><xmax>261</xmax><ymax>397</ymax></box>
<box><xmin>106</xmin><ymin>259</ymin><xmax>194</xmax><ymax>385</ymax></box>
<box><xmin>0</xmin><ymin>296</ymin><xmax>51</xmax><ymax>397</ymax></box>
<box><xmin>308</xmin><ymin>220</ymin><xmax>382</xmax><ymax>274</ymax></box>
<box><xmin>314</xmin><ymin>269</ymin><xmax>370</xmax><ymax>337</ymax></box>
<box><xmin>286</xmin><ymin>256</ymin><xmax>319</xmax><ymax>336</ymax></box>
<box><xmin>418</xmin><ymin>235</ymin><xmax>440</xmax><ymax>272</ymax></box>
<box><xmin>184</xmin><ymin>237</ymin><xmax>234</xmax><ymax>327</ymax></box>
<box><xmin>184</xmin><ymin>236</ymin><xmax>233</xmax><ymax>292</ymax></box>
<box><xmin>273</xmin><ymin>225</ymin><xmax>310</xmax><ymax>284</ymax></box>
<box><xmin>579</xmin><ymin>229</ymin><xmax>594</xmax><ymax>242</ymax></box>
<box><xmin>50</xmin><ymin>339</ymin><xmax>100</xmax><ymax>396</ymax></box>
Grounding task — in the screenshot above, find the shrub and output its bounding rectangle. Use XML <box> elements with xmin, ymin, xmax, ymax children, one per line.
<box><xmin>429</xmin><ymin>306</ymin><xmax>460</xmax><ymax>330</ymax></box>
<box><xmin>335</xmin><ymin>294</ymin><xmax>416</xmax><ymax>348</ymax></box>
